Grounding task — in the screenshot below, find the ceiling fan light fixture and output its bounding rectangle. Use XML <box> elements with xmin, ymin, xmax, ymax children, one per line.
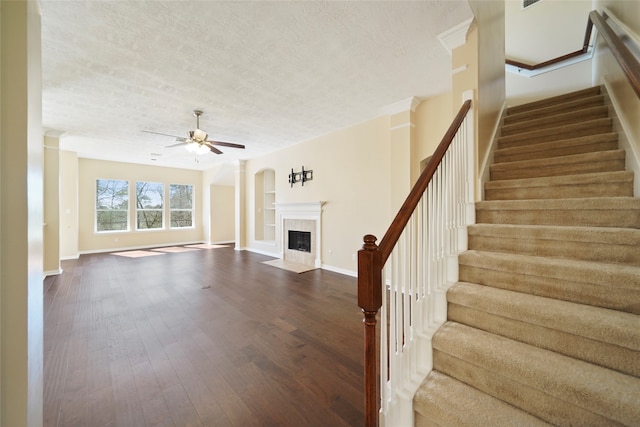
<box><xmin>195</xmin><ymin>144</ymin><xmax>210</xmax><ymax>155</ymax></box>
<box><xmin>193</xmin><ymin>128</ymin><xmax>208</xmax><ymax>143</ymax></box>
<box><xmin>185</xmin><ymin>142</ymin><xmax>198</xmax><ymax>153</ymax></box>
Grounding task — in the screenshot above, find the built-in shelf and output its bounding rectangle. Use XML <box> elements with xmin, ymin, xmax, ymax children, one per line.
<box><xmin>255</xmin><ymin>168</ymin><xmax>276</xmax><ymax>241</ymax></box>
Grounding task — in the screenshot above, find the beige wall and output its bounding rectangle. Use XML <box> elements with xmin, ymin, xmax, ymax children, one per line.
<box><xmin>43</xmin><ymin>136</ymin><xmax>60</xmax><ymax>275</ymax></box>
<box><xmin>0</xmin><ymin>1</ymin><xmax>44</xmax><ymax>425</ymax></box>
<box><xmin>594</xmin><ymin>0</ymin><xmax>640</xmax><ymax>195</ymax></box>
<box><xmin>414</xmin><ymin>92</ymin><xmax>454</xmax><ymax>179</ymax></box>
<box><xmin>452</xmin><ymin>0</ymin><xmax>505</xmax><ymax>200</ymax></box>
<box><xmin>390</xmin><ymin>110</ymin><xmax>413</xmax><ymax>210</ymax></box>
<box><xmin>506</xmin><ymin>0</ymin><xmax>594</xmax><ymax>105</ymax></box>
<box><xmin>209</xmin><ymin>185</ymin><xmax>234</xmax><ymax>243</ymax></box>
<box><xmin>246</xmin><ymin>116</ymin><xmax>391</xmax><ymax>274</ymax></box>
<box><xmin>202</xmin><ymin>163</ymin><xmax>235</xmax><ymax>244</ymax></box>
<box><xmin>473</xmin><ymin>0</ymin><xmax>505</xmax><ymax>182</ymax></box>
<box><xmin>77</xmin><ymin>159</ymin><xmax>204</xmax><ymax>253</ymax></box>
<box><xmin>506</xmin><ymin>0</ymin><xmax>593</xmax><ymax>63</ymax></box>
<box><xmin>59</xmin><ymin>150</ymin><xmax>79</xmax><ymax>259</ymax></box>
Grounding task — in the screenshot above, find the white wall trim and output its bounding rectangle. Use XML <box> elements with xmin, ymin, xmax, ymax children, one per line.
<box><xmin>437</xmin><ymin>17</ymin><xmax>474</xmax><ymax>54</ymax></box>
<box><xmin>602</xmin><ymin>6</ymin><xmax>640</xmax><ymax>48</ymax></box>
<box><xmin>381</xmin><ymin>97</ymin><xmax>421</xmax><ymax>116</ymax></box>
<box><xmin>478</xmin><ymin>100</ymin><xmax>508</xmax><ymax>201</ymax></box>
<box><xmin>77</xmin><ymin>240</ymin><xmax>205</xmax><ymax>255</ymax></box>
<box><xmin>321</xmin><ymin>264</ymin><xmax>357</xmax><ymax>278</ymax></box>
<box><xmin>208</xmin><ymin>240</ymin><xmax>234</xmax><ymax>245</ymax></box>
<box><xmin>244</xmin><ymin>246</ymin><xmax>280</xmax><ymax>258</ymax></box>
<box><xmin>43</xmin><ymin>268</ymin><xmax>63</xmax><ymax>277</ymax></box>
<box><xmin>389</xmin><ymin>122</ymin><xmax>416</xmax><ymax>131</ymax></box>
<box><xmin>602</xmin><ymin>78</ymin><xmax>640</xmax><ymax>197</ymax></box>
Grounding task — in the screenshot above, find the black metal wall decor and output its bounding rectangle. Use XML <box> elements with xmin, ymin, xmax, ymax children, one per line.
<box><xmin>288</xmin><ymin>166</ymin><xmax>313</xmax><ymax>187</ymax></box>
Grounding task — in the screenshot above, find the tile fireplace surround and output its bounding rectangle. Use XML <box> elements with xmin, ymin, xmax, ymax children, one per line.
<box><xmin>275</xmin><ymin>201</ymin><xmax>324</xmax><ymax>268</ymax></box>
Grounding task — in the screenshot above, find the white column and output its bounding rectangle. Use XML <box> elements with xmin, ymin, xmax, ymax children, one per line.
<box><xmin>1</xmin><ymin>1</ymin><xmax>44</xmax><ymax>425</ymax></box>
<box><xmin>234</xmin><ymin>159</ymin><xmax>246</xmax><ymax>250</ymax></box>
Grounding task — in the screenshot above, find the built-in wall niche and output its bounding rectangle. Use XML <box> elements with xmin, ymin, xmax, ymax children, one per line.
<box><xmin>254</xmin><ymin>168</ymin><xmax>276</xmax><ymax>241</ymax></box>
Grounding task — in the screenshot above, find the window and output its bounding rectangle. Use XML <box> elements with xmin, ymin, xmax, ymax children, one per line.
<box><xmin>96</xmin><ymin>179</ymin><xmax>129</xmax><ymax>232</ymax></box>
<box><xmin>169</xmin><ymin>184</ymin><xmax>193</xmax><ymax>228</ymax></box>
<box><xmin>136</xmin><ymin>181</ymin><xmax>164</xmax><ymax>230</ymax></box>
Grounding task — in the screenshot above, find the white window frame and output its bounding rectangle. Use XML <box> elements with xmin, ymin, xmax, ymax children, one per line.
<box><xmin>95</xmin><ymin>179</ymin><xmax>129</xmax><ymax>232</ymax></box>
<box><xmin>135</xmin><ymin>181</ymin><xmax>164</xmax><ymax>230</ymax></box>
<box><xmin>169</xmin><ymin>184</ymin><xmax>194</xmax><ymax>229</ymax></box>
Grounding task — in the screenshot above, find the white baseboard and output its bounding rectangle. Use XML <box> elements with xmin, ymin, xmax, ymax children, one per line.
<box><xmin>43</xmin><ymin>268</ymin><xmax>63</xmax><ymax>277</ymax></box>
<box><xmin>60</xmin><ymin>254</ymin><xmax>79</xmax><ymax>261</ymax></box>
<box><xmin>243</xmin><ymin>246</ymin><xmax>280</xmax><ymax>258</ymax></box>
<box><xmin>78</xmin><ymin>240</ymin><xmax>205</xmax><ymax>255</ymax></box>
<box><xmin>321</xmin><ymin>264</ymin><xmax>357</xmax><ymax>278</ymax></box>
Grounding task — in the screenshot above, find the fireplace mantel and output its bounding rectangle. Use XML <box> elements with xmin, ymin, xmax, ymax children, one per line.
<box><xmin>275</xmin><ymin>201</ymin><xmax>325</xmax><ymax>268</ymax></box>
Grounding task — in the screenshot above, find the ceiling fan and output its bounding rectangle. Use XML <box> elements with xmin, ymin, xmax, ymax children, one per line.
<box><xmin>143</xmin><ymin>110</ymin><xmax>245</xmax><ymax>155</ymax></box>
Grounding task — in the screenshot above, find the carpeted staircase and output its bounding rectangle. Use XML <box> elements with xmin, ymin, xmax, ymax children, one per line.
<box><xmin>413</xmin><ymin>86</ymin><xmax>640</xmax><ymax>426</ymax></box>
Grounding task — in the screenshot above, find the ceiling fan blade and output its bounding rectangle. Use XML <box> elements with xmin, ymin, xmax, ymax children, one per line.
<box><xmin>206</xmin><ymin>140</ymin><xmax>245</xmax><ymax>149</ymax></box>
<box><xmin>205</xmin><ymin>143</ymin><xmax>223</xmax><ymax>154</ymax></box>
<box><xmin>142</xmin><ymin>130</ymin><xmax>183</xmax><ymax>139</ymax></box>
<box><xmin>165</xmin><ymin>142</ymin><xmax>186</xmax><ymax>148</ymax></box>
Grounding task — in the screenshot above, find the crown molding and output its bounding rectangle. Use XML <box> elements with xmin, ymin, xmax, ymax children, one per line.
<box><xmin>437</xmin><ymin>17</ymin><xmax>474</xmax><ymax>54</ymax></box>
<box><xmin>381</xmin><ymin>97</ymin><xmax>421</xmax><ymax>116</ymax></box>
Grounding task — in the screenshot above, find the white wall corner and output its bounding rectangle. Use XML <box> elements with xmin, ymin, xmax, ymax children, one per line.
<box><xmin>478</xmin><ymin>100</ymin><xmax>508</xmax><ymax>201</ymax></box>
<box><xmin>44</xmin><ymin>129</ymin><xmax>66</xmax><ymax>138</ymax></box>
<box><xmin>381</xmin><ymin>97</ymin><xmax>422</xmax><ymax>116</ymax></box>
<box><xmin>437</xmin><ymin>17</ymin><xmax>474</xmax><ymax>54</ymax></box>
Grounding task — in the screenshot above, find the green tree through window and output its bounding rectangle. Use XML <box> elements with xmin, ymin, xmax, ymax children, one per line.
<box><xmin>170</xmin><ymin>184</ymin><xmax>193</xmax><ymax>228</ymax></box>
<box><xmin>136</xmin><ymin>181</ymin><xmax>164</xmax><ymax>229</ymax></box>
<box><xmin>96</xmin><ymin>179</ymin><xmax>129</xmax><ymax>231</ymax></box>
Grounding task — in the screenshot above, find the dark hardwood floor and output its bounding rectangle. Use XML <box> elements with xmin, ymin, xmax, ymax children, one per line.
<box><xmin>44</xmin><ymin>246</ymin><xmax>364</xmax><ymax>427</ymax></box>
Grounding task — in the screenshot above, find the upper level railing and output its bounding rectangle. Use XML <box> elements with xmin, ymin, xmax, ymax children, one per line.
<box><xmin>357</xmin><ymin>98</ymin><xmax>473</xmax><ymax>427</ymax></box>
<box><xmin>507</xmin><ymin>10</ymin><xmax>640</xmax><ymax>99</ymax></box>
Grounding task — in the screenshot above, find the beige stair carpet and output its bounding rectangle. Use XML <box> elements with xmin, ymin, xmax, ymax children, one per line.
<box><xmin>413</xmin><ymin>86</ymin><xmax>640</xmax><ymax>426</ymax></box>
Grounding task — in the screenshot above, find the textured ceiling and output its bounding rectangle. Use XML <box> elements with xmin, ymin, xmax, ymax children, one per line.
<box><xmin>41</xmin><ymin>1</ymin><xmax>473</xmax><ymax>175</ymax></box>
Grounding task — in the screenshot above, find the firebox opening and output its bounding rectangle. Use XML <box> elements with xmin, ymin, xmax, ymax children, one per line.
<box><xmin>288</xmin><ymin>230</ymin><xmax>311</xmax><ymax>253</ymax></box>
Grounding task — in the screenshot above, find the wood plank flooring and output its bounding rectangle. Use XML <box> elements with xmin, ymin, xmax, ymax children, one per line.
<box><xmin>44</xmin><ymin>246</ymin><xmax>364</xmax><ymax>426</ymax></box>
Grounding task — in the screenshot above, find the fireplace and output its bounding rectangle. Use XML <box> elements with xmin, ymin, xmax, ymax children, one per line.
<box><xmin>288</xmin><ymin>230</ymin><xmax>311</xmax><ymax>252</ymax></box>
<box><xmin>275</xmin><ymin>201</ymin><xmax>325</xmax><ymax>268</ymax></box>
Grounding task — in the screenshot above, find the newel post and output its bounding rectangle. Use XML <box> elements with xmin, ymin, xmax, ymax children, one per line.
<box><xmin>358</xmin><ymin>234</ymin><xmax>383</xmax><ymax>427</ymax></box>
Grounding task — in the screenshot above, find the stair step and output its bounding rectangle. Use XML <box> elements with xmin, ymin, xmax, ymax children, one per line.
<box><xmin>497</xmin><ymin>117</ymin><xmax>612</xmax><ymax>150</ymax></box>
<box><xmin>484</xmin><ymin>171</ymin><xmax>634</xmax><ymax>200</ymax></box>
<box><xmin>414</xmin><ymin>371</ymin><xmax>550</xmax><ymax>427</ymax></box>
<box><xmin>475</xmin><ymin>197</ymin><xmax>640</xmax><ymax>228</ymax></box>
<box><xmin>458</xmin><ymin>250</ymin><xmax>640</xmax><ymax>314</ymax></box>
<box><xmin>493</xmin><ymin>132</ymin><xmax>618</xmax><ymax>164</ymax></box>
<box><xmin>501</xmin><ymin>106</ymin><xmax>609</xmax><ymax>137</ymax></box>
<box><xmin>506</xmin><ymin>86</ymin><xmax>601</xmax><ymax>116</ymax></box>
<box><xmin>467</xmin><ymin>223</ymin><xmax>640</xmax><ymax>265</ymax></box>
<box><xmin>503</xmin><ymin>94</ymin><xmax>605</xmax><ymax>125</ymax></box>
<box><xmin>490</xmin><ymin>149</ymin><xmax>625</xmax><ymax>181</ymax></box>
<box><xmin>447</xmin><ymin>282</ymin><xmax>640</xmax><ymax>377</ymax></box>
<box><xmin>432</xmin><ymin>322</ymin><xmax>640</xmax><ymax>426</ymax></box>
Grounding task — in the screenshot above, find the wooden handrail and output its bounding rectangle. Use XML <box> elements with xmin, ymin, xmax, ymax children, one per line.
<box><xmin>357</xmin><ymin>99</ymin><xmax>472</xmax><ymax>427</ymax></box>
<box><xmin>505</xmin><ymin>18</ymin><xmax>593</xmax><ymax>71</ymax></box>
<box><xmin>378</xmin><ymin>99</ymin><xmax>472</xmax><ymax>264</ymax></box>
<box><xmin>506</xmin><ymin>10</ymin><xmax>640</xmax><ymax>99</ymax></box>
<box><xmin>590</xmin><ymin>11</ymin><xmax>640</xmax><ymax>99</ymax></box>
